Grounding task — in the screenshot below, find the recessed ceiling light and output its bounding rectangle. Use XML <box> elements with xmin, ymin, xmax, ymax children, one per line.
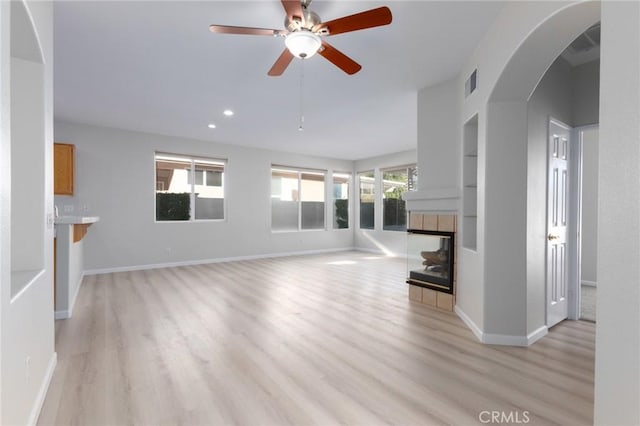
<box><xmin>223</xmin><ymin>109</ymin><xmax>234</xmax><ymax>117</ymax></box>
<box><xmin>207</xmin><ymin>123</ymin><xmax>216</xmax><ymax>129</ymax></box>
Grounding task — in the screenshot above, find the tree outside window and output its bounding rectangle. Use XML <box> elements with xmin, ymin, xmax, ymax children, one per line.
<box><xmin>333</xmin><ymin>172</ymin><xmax>350</xmax><ymax>229</ymax></box>
<box><xmin>359</xmin><ymin>171</ymin><xmax>375</xmax><ymax>229</ymax></box>
<box><xmin>382</xmin><ymin>165</ymin><xmax>417</xmax><ymax>231</ymax></box>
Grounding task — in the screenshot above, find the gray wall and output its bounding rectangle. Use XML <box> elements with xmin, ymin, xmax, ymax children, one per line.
<box><xmin>417</xmin><ymin>78</ymin><xmax>461</xmax><ymax>192</ymax></box>
<box><xmin>525</xmin><ymin>56</ymin><xmax>599</xmax><ymax>331</ymax></box>
<box><xmin>526</xmin><ymin>57</ymin><xmax>573</xmax><ymax>333</ymax></box>
<box><xmin>595</xmin><ymin>2</ymin><xmax>640</xmax><ymax>421</ymax></box>
<box><xmin>54</xmin><ymin>120</ymin><xmax>355</xmax><ymax>271</ymax></box>
<box><xmin>572</xmin><ymin>59</ymin><xmax>600</xmax><ymax>286</ymax></box>
<box><xmin>572</xmin><ymin>59</ymin><xmax>600</xmax><ymax>127</ymax></box>
<box><xmin>581</xmin><ymin>127</ymin><xmax>598</xmax><ymax>285</ymax></box>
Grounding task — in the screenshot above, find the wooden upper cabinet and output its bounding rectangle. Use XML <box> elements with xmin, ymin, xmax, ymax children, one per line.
<box><xmin>54</xmin><ymin>143</ymin><xmax>75</xmax><ymax>195</ymax></box>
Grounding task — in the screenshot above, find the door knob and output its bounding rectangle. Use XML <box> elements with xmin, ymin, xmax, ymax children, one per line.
<box><xmin>548</xmin><ymin>234</ymin><xmax>559</xmax><ymax>241</ymax></box>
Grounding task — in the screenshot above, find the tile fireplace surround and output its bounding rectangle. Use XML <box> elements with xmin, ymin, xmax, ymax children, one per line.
<box><xmin>407</xmin><ymin>213</ymin><xmax>457</xmax><ymax>312</ymax></box>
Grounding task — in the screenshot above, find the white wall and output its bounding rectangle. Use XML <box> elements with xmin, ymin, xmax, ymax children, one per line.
<box><xmin>1</xmin><ymin>1</ymin><xmax>56</xmax><ymax>425</ymax></box>
<box><xmin>54</xmin><ymin>120</ymin><xmax>356</xmax><ymax>272</ymax></box>
<box><xmin>352</xmin><ymin>150</ymin><xmax>417</xmax><ymax>257</ymax></box>
<box><xmin>595</xmin><ymin>1</ymin><xmax>640</xmax><ymax>423</ymax></box>
<box><xmin>10</xmin><ymin>57</ymin><xmax>45</xmax><ymax>276</ymax></box>
<box><xmin>0</xmin><ymin>5</ymin><xmax>8</xmax><ymax>423</ymax></box>
<box><xmin>417</xmin><ymin>78</ymin><xmax>461</xmax><ymax>193</ymax></box>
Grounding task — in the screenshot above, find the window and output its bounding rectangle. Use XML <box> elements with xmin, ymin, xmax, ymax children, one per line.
<box><xmin>155</xmin><ymin>153</ymin><xmax>225</xmax><ymax>221</ymax></box>
<box><xmin>333</xmin><ymin>172</ymin><xmax>350</xmax><ymax>229</ymax></box>
<box><xmin>382</xmin><ymin>165</ymin><xmax>416</xmax><ymax>231</ymax></box>
<box><xmin>271</xmin><ymin>167</ymin><xmax>325</xmax><ymax>231</ymax></box>
<box><xmin>188</xmin><ymin>169</ymin><xmax>222</xmax><ymax>187</ymax></box>
<box><xmin>359</xmin><ymin>171</ymin><xmax>375</xmax><ymax>229</ymax></box>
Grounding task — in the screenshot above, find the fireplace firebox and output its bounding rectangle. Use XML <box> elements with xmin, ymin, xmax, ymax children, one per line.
<box><xmin>406</xmin><ymin>229</ymin><xmax>455</xmax><ymax>294</ymax></box>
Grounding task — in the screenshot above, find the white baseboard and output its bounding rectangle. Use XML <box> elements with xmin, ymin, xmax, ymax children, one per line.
<box><xmin>55</xmin><ymin>273</ymin><xmax>84</xmax><ymax>320</ymax></box>
<box><xmin>454</xmin><ymin>305</ymin><xmax>484</xmax><ymax>342</ymax></box>
<box><xmin>455</xmin><ymin>305</ymin><xmax>548</xmax><ymax>346</ymax></box>
<box><xmin>84</xmin><ymin>247</ymin><xmax>359</xmax><ymax>275</ymax></box>
<box><xmin>581</xmin><ymin>280</ymin><xmax>597</xmax><ymax>287</ymax></box>
<box><xmin>355</xmin><ymin>247</ymin><xmax>385</xmax><ymax>255</ymax></box>
<box><xmin>54</xmin><ymin>310</ymin><xmax>70</xmax><ymax>320</ymax></box>
<box><xmin>28</xmin><ymin>352</ymin><xmax>57</xmax><ymax>426</ymax></box>
<box><xmin>526</xmin><ymin>325</ymin><xmax>548</xmax><ymax>345</ymax></box>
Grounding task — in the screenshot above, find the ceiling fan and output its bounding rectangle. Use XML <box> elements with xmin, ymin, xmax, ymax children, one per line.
<box><xmin>209</xmin><ymin>0</ymin><xmax>392</xmax><ymax>76</ymax></box>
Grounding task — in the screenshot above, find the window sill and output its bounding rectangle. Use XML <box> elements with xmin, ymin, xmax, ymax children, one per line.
<box><xmin>154</xmin><ymin>219</ymin><xmax>227</xmax><ymax>224</ymax></box>
<box><xmin>271</xmin><ymin>228</ymin><xmax>327</xmax><ymax>234</ymax></box>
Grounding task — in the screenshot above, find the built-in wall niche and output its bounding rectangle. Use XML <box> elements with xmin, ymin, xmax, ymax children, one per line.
<box><xmin>9</xmin><ymin>1</ymin><xmax>46</xmax><ymax>298</ymax></box>
<box><xmin>462</xmin><ymin>114</ymin><xmax>478</xmax><ymax>250</ymax></box>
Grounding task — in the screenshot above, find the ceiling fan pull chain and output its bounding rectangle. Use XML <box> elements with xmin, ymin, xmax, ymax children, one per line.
<box><xmin>298</xmin><ymin>59</ymin><xmax>305</xmax><ymax>131</ymax></box>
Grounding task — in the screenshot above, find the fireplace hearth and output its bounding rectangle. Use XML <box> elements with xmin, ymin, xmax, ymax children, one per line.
<box><xmin>405</xmin><ymin>213</ymin><xmax>457</xmax><ymax>311</ymax></box>
<box><xmin>407</xmin><ymin>229</ymin><xmax>455</xmax><ymax>294</ymax></box>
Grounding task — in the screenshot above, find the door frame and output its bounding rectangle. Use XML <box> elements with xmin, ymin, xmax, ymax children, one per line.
<box><xmin>567</xmin><ymin>123</ymin><xmax>582</xmax><ymax>321</ymax></box>
<box><xmin>568</xmin><ymin>124</ymin><xmax>600</xmax><ymax>320</ymax></box>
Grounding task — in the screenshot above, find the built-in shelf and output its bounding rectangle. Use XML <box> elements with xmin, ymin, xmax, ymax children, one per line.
<box><xmin>463</xmin><ymin>114</ymin><xmax>479</xmax><ymax>251</ymax></box>
<box><xmin>11</xmin><ymin>54</ymin><xmax>46</xmax><ymax>298</ymax></box>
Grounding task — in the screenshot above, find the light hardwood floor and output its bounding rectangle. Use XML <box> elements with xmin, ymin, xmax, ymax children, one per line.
<box><xmin>38</xmin><ymin>251</ymin><xmax>595</xmax><ymax>426</ymax></box>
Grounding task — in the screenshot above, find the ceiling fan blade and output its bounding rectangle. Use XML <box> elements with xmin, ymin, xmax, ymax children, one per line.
<box><xmin>316</xmin><ymin>6</ymin><xmax>392</xmax><ymax>36</ymax></box>
<box><xmin>281</xmin><ymin>0</ymin><xmax>305</xmax><ymax>26</ymax></box>
<box><xmin>318</xmin><ymin>41</ymin><xmax>362</xmax><ymax>75</ymax></box>
<box><xmin>268</xmin><ymin>49</ymin><xmax>295</xmax><ymax>76</ymax></box>
<box><xmin>209</xmin><ymin>24</ymin><xmax>287</xmax><ymax>37</ymax></box>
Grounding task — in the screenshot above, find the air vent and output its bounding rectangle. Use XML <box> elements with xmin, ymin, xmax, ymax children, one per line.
<box><xmin>560</xmin><ymin>23</ymin><xmax>600</xmax><ymax>67</ymax></box>
<box><xmin>568</xmin><ymin>34</ymin><xmax>594</xmax><ymax>53</ymax></box>
<box><xmin>586</xmin><ymin>24</ymin><xmax>600</xmax><ymax>45</ymax></box>
<box><xmin>567</xmin><ymin>23</ymin><xmax>600</xmax><ymax>54</ymax></box>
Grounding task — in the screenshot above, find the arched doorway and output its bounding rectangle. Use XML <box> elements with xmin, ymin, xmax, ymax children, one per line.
<box><xmin>482</xmin><ymin>1</ymin><xmax>600</xmax><ymax>341</ymax></box>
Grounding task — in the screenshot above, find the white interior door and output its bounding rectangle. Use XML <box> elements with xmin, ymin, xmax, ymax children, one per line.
<box><xmin>547</xmin><ymin>119</ymin><xmax>572</xmax><ymax>327</ymax></box>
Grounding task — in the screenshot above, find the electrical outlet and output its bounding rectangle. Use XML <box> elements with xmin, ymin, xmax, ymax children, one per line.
<box><xmin>64</xmin><ymin>205</ymin><xmax>74</xmax><ymax>213</ymax></box>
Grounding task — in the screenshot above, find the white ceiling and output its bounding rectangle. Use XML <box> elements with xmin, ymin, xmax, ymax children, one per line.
<box><xmin>54</xmin><ymin>1</ymin><xmax>505</xmax><ymax>160</ymax></box>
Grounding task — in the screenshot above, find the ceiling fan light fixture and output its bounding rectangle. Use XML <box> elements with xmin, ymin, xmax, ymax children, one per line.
<box><xmin>285</xmin><ymin>30</ymin><xmax>321</xmax><ymax>58</ymax></box>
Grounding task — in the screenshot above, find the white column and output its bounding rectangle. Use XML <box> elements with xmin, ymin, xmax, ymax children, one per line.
<box><xmin>594</xmin><ymin>1</ymin><xmax>640</xmax><ymax>424</ymax></box>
